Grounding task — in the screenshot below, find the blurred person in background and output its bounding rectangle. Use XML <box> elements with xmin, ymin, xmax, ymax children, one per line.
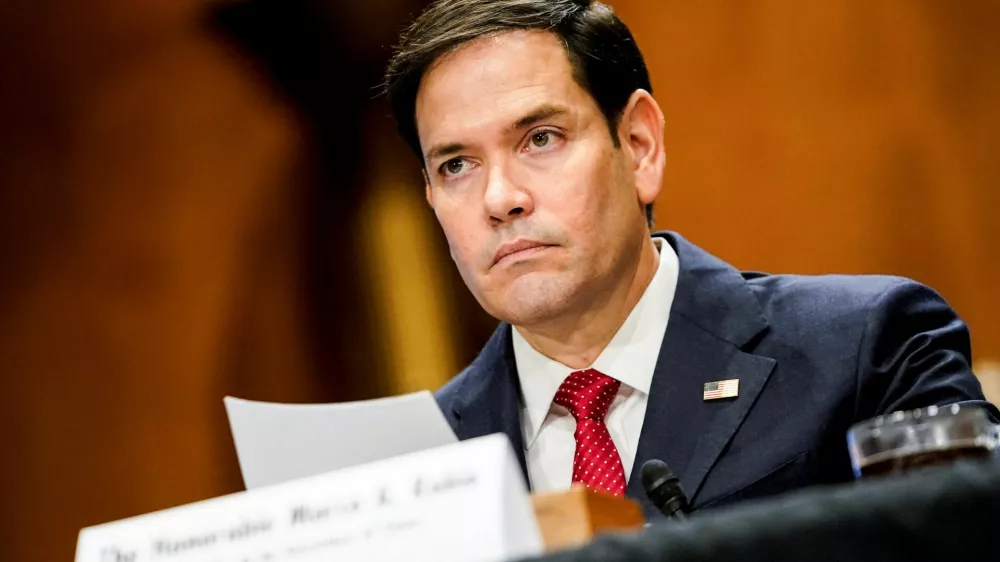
<box><xmin>383</xmin><ymin>0</ymin><xmax>998</xmax><ymax>517</ymax></box>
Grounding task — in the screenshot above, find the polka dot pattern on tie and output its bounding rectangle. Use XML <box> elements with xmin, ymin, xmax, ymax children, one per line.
<box><xmin>553</xmin><ymin>369</ymin><xmax>626</xmax><ymax>496</ymax></box>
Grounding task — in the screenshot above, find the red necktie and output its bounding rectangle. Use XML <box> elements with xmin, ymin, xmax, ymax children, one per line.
<box><xmin>553</xmin><ymin>369</ymin><xmax>627</xmax><ymax>496</ymax></box>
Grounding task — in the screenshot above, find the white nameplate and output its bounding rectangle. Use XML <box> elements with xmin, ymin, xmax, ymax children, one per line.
<box><xmin>75</xmin><ymin>434</ymin><xmax>542</xmax><ymax>562</ymax></box>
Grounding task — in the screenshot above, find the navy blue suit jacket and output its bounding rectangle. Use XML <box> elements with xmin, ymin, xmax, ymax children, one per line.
<box><xmin>434</xmin><ymin>232</ymin><xmax>998</xmax><ymax>518</ymax></box>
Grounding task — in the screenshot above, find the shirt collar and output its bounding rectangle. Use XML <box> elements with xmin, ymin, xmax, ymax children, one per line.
<box><xmin>514</xmin><ymin>237</ymin><xmax>680</xmax><ymax>447</ymax></box>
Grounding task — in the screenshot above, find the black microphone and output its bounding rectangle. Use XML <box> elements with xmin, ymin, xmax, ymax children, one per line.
<box><xmin>641</xmin><ymin>459</ymin><xmax>690</xmax><ymax>520</ymax></box>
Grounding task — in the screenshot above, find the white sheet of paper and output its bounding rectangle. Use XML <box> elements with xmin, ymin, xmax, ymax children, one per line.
<box><xmin>225</xmin><ymin>391</ymin><xmax>458</xmax><ymax>490</ymax></box>
<box><xmin>76</xmin><ymin>434</ymin><xmax>544</xmax><ymax>562</ymax></box>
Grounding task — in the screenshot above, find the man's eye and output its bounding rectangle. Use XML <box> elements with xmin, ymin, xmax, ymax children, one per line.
<box><xmin>530</xmin><ymin>131</ymin><xmax>551</xmax><ymax>148</ymax></box>
<box><xmin>524</xmin><ymin>130</ymin><xmax>563</xmax><ymax>153</ymax></box>
<box><xmin>442</xmin><ymin>159</ymin><xmax>466</xmax><ymax>176</ymax></box>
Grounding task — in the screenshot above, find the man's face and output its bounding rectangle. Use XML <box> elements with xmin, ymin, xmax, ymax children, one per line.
<box><xmin>415</xmin><ymin>30</ymin><xmax>656</xmax><ymax>327</ymax></box>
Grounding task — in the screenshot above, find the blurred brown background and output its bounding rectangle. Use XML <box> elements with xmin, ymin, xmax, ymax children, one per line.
<box><xmin>0</xmin><ymin>0</ymin><xmax>997</xmax><ymax>559</ymax></box>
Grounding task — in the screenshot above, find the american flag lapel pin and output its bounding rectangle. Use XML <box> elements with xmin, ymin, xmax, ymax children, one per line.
<box><xmin>703</xmin><ymin>379</ymin><xmax>739</xmax><ymax>401</ymax></box>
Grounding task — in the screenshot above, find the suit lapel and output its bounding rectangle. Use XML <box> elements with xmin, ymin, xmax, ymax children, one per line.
<box><xmin>446</xmin><ymin>324</ymin><xmax>531</xmax><ymax>487</ymax></box>
<box><xmin>627</xmin><ymin>233</ymin><xmax>777</xmax><ymax>514</ymax></box>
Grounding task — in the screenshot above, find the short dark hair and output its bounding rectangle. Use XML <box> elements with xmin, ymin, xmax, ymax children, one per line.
<box><xmin>384</xmin><ymin>0</ymin><xmax>655</xmax><ymax>227</ymax></box>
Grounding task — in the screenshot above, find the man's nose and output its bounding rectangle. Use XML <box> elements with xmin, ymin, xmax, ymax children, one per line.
<box><xmin>483</xmin><ymin>162</ymin><xmax>533</xmax><ymax>224</ymax></box>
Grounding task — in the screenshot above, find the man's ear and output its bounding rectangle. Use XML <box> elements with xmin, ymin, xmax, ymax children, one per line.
<box><xmin>423</xmin><ymin>169</ymin><xmax>434</xmax><ymax>207</ymax></box>
<box><xmin>618</xmin><ymin>89</ymin><xmax>666</xmax><ymax>207</ymax></box>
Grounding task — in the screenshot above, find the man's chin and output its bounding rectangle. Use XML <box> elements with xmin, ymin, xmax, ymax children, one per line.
<box><xmin>485</xmin><ymin>276</ymin><xmax>577</xmax><ymax>327</ymax></box>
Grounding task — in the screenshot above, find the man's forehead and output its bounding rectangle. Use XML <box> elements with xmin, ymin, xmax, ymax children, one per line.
<box><xmin>415</xmin><ymin>30</ymin><xmax>584</xmax><ymax>145</ymax></box>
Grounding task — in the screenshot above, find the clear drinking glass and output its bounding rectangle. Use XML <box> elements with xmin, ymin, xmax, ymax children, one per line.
<box><xmin>847</xmin><ymin>404</ymin><xmax>997</xmax><ymax>478</ymax></box>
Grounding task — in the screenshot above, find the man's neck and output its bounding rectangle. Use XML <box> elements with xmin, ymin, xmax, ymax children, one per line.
<box><xmin>514</xmin><ymin>235</ymin><xmax>661</xmax><ymax>370</ymax></box>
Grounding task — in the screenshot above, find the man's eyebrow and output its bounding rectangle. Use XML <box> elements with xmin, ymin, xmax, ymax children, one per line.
<box><xmin>423</xmin><ymin>105</ymin><xmax>568</xmax><ymax>163</ymax></box>
<box><xmin>424</xmin><ymin>142</ymin><xmax>466</xmax><ymax>163</ymax></box>
<box><xmin>507</xmin><ymin>105</ymin><xmax>569</xmax><ymax>133</ymax></box>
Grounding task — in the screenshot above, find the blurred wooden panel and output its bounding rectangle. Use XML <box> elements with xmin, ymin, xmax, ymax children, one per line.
<box><xmin>0</xmin><ymin>1</ymin><xmax>323</xmax><ymax>560</ymax></box>
<box><xmin>612</xmin><ymin>0</ymin><xmax>1000</xmax><ymax>360</ymax></box>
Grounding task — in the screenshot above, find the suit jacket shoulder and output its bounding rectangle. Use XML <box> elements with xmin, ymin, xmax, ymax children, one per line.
<box><xmin>743</xmin><ymin>272</ymin><xmax>994</xmax><ymax>422</ymax></box>
<box><xmin>742</xmin><ymin>273</ymin><xmax>914</xmax><ymax>376</ymax></box>
<box><xmin>746</xmin><ymin>272</ymin><xmax>922</xmax><ymax>329</ymax></box>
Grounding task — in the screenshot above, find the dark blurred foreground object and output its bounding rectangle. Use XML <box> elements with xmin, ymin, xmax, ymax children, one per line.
<box><xmin>523</xmin><ymin>459</ymin><xmax>1000</xmax><ymax>562</ymax></box>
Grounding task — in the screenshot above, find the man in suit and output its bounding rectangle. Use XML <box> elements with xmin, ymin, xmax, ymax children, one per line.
<box><xmin>383</xmin><ymin>0</ymin><xmax>998</xmax><ymax>517</ymax></box>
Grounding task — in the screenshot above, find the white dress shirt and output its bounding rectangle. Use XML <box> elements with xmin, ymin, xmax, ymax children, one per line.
<box><xmin>513</xmin><ymin>237</ymin><xmax>680</xmax><ymax>492</ymax></box>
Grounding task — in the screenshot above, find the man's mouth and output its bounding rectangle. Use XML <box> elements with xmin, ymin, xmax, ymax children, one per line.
<box><xmin>492</xmin><ymin>239</ymin><xmax>555</xmax><ymax>266</ymax></box>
